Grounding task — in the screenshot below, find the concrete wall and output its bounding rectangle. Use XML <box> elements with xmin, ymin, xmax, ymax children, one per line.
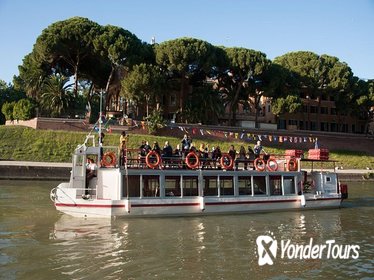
<box><xmin>0</xmin><ymin>165</ymin><xmax>70</xmax><ymax>180</ymax></box>
<box><xmin>6</xmin><ymin>117</ymin><xmax>88</xmax><ymax>132</ymax></box>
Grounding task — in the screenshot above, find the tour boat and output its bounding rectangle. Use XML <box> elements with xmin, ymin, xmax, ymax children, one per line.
<box><xmin>50</xmin><ymin>134</ymin><xmax>348</xmax><ymax>218</ymax></box>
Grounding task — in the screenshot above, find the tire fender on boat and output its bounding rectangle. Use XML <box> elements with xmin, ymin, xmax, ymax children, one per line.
<box><xmin>220</xmin><ymin>153</ymin><xmax>234</xmax><ymax>170</ymax></box>
<box><xmin>146</xmin><ymin>151</ymin><xmax>161</xmax><ymax>169</ymax></box>
<box><xmin>185</xmin><ymin>152</ymin><xmax>200</xmax><ymax>169</ymax></box>
<box><xmin>102</xmin><ymin>151</ymin><xmax>116</xmax><ymax>167</ymax></box>
<box><xmin>287</xmin><ymin>158</ymin><xmax>298</xmax><ymax>171</ymax></box>
<box><xmin>266</xmin><ymin>158</ymin><xmax>278</xmax><ymax>171</ymax></box>
<box><xmin>254</xmin><ymin>158</ymin><xmax>266</xmax><ymax>171</ymax></box>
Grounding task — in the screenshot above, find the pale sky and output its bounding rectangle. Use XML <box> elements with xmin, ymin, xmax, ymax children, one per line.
<box><xmin>0</xmin><ymin>0</ymin><xmax>373</xmax><ymax>84</ymax></box>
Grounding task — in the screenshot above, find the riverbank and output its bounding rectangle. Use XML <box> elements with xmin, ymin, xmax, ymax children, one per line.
<box><xmin>0</xmin><ymin>160</ymin><xmax>372</xmax><ymax>182</ymax></box>
<box><xmin>1</xmin><ymin>126</ymin><xmax>374</xmax><ymax>169</ymax></box>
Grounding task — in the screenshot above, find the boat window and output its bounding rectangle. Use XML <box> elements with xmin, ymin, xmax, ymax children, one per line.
<box><xmin>238</xmin><ymin>176</ymin><xmax>252</xmax><ymax>195</ymax></box>
<box><xmin>203</xmin><ymin>176</ymin><xmax>218</xmax><ymax>196</ymax></box>
<box><xmin>182</xmin><ymin>176</ymin><xmax>198</xmax><ymax>196</ymax></box>
<box><xmin>73</xmin><ymin>155</ymin><xmax>85</xmax><ymax>176</ymax></box>
<box><xmin>165</xmin><ymin>176</ymin><xmax>181</xmax><ymax>197</ymax></box>
<box><xmin>123</xmin><ymin>175</ymin><xmax>140</xmax><ymax>197</ymax></box>
<box><xmin>253</xmin><ymin>176</ymin><xmax>267</xmax><ymax>195</ymax></box>
<box><xmin>270</xmin><ymin>176</ymin><xmax>282</xmax><ymax>196</ymax></box>
<box><xmin>220</xmin><ymin>176</ymin><xmax>234</xmax><ymax>196</ymax></box>
<box><xmin>143</xmin><ymin>175</ymin><xmax>160</xmax><ymax>197</ymax></box>
<box><xmin>283</xmin><ymin>176</ymin><xmax>296</xmax><ymax>195</ymax></box>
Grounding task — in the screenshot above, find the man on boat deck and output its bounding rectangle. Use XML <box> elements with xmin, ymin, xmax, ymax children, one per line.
<box><xmin>85</xmin><ymin>158</ymin><xmax>98</xmax><ymax>195</ymax></box>
<box><xmin>119</xmin><ymin>131</ymin><xmax>128</xmax><ymax>165</ymax></box>
<box><xmin>253</xmin><ymin>140</ymin><xmax>266</xmax><ymax>159</ymax></box>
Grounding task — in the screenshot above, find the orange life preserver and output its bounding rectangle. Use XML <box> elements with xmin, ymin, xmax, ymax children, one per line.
<box><xmin>220</xmin><ymin>153</ymin><xmax>234</xmax><ymax>170</ymax></box>
<box><xmin>287</xmin><ymin>158</ymin><xmax>298</xmax><ymax>171</ymax></box>
<box><xmin>266</xmin><ymin>158</ymin><xmax>278</xmax><ymax>171</ymax></box>
<box><xmin>146</xmin><ymin>151</ymin><xmax>161</xmax><ymax>169</ymax></box>
<box><xmin>185</xmin><ymin>152</ymin><xmax>200</xmax><ymax>169</ymax></box>
<box><xmin>102</xmin><ymin>151</ymin><xmax>116</xmax><ymax>167</ymax></box>
<box><xmin>254</xmin><ymin>158</ymin><xmax>266</xmax><ymax>171</ymax></box>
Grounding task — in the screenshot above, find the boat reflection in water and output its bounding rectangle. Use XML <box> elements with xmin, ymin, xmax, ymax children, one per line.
<box><xmin>49</xmin><ymin>208</ymin><xmax>352</xmax><ymax>279</ymax></box>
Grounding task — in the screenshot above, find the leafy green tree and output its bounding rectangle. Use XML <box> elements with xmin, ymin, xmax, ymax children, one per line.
<box><xmin>216</xmin><ymin>47</ymin><xmax>272</xmax><ymax>127</ymax></box>
<box><xmin>40</xmin><ymin>75</ymin><xmax>73</xmax><ymax>117</ymax></box>
<box><xmin>1</xmin><ymin>101</ymin><xmax>16</xmax><ymax>121</ymax></box>
<box><xmin>13</xmin><ymin>99</ymin><xmax>35</xmax><ymax>120</ymax></box>
<box><xmin>0</xmin><ymin>80</ymin><xmax>27</xmax><ymax>124</ymax></box>
<box><xmin>274</xmin><ymin>51</ymin><xmax>354</xmax><ymax>131</ymax></box>
<box><xmin>155</xmin><ymin>37</ymin><xmax>217</xmax><ymax>120</ymax></box>
<box><xmin>355</xmin><ymin>79</ymin><xmax>374</xmax><ymax>134</ymax></box>
<box><xmin>93</xmin><ymin>25</ymin><xmax>145</xmax><ymax>110</ymax></box>
<box><xmin>33</xmin><ymin>17</ymin><xmax>101</xmax><ymax>96</ymax></box>
<box><xmin>183</xmin><ymin>85</ymin><xmax>224</xmax><ymax>124</ymax></box>
<box><xmin>146</xmin><ymin>108</ymin><xmax>166</xmax><ymax>134</ymax></box>
<box><xmin>121</xmin><ymin>63</ymin><xmax>165</xmax><ymax>118</ymax></box>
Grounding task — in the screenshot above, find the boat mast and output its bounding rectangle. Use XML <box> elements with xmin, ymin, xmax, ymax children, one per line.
<box><xmin>98</xmin><ymin>90</ymin><xmax>103</xmax><ymax>165</ymax></box>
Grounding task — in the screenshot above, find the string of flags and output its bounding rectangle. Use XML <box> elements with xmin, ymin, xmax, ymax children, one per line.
<box><xmin>173</xmin><ymin>125</ymin><xmax>317</xmax><ymax>144</ymax></box>
<box><xmin>89</xmin><ymin>117</ymin><xmax>317</xmax><ymax>144</ymax></box>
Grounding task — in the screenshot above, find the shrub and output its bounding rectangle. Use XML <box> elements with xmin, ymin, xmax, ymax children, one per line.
<box><xmin>13</xmin><ymin>99</ymin><xmax>35</xmax><ymax>121</ymax></box>
<box><xmin>1</xmin><ymin>101</ymin><xmax>16</xmax><ymax>121</ymax></box>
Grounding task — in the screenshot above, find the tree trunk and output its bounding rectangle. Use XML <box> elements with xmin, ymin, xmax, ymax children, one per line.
<box><xmin>104</xmin><ymin>66</ymin><xmax>115</xmax><ymax>113</ymax></box>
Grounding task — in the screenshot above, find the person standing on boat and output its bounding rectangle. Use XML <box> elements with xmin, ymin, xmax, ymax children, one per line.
<box><xmin>253</xmin><ymin>140</ymin><xmax>266</xmax><ymax>159</ymax></box>
<box><xmin>162</xmin><ymin>141</ymin><xmax>173</xmax><ymax>158</ymax></box>
<box><xmin>181</xmin><ymin>134</ymin><xmax>191</xmax><ymax>157</ymax></box>
<box><xmin>119</xmin><ymin>131</ymin><xmax>128</xmax><ymax>166</ymax></box>
<box><xmin>99</xmin><ymin>132</ymin><xmax>105</xmax><ymax>158</ymax></box>
<box><xmin>152</xmin><ymin>141</ymin><xmax>161</xmax><ymax>155</ymax></box>
<box><xmin>237</xmin><ymin>145</ymin><xmax>248</xmax><ymax>170</ymax></box>
<box><xmin>85</xmin><ymin>158</ymin><xmax>98</xmax><ymax>196</ymax></box>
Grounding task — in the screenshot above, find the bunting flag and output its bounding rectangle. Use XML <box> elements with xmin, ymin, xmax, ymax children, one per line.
<box><xmin>167</xmin><ymin>125</ymin><xmax>316</xmax><ymax>145</ymax></box>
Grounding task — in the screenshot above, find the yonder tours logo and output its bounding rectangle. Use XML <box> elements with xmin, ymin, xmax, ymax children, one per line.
<box><xmin>256</xmin><ymin>232</ymin><xmax>360</xmax><ymax>266</ymax></box>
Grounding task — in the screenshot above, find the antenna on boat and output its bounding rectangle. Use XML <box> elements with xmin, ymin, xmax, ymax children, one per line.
<box><xmin>98</xmin><ymin>90</ymin><xmax>103</xmax><ymax>165</ymax></box>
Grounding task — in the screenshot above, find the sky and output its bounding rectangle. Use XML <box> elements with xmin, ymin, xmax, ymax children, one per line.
<box><xmin>0</xmin><ymin>0</ymin><xmax>373</xmax><ymax>84</ymax></box>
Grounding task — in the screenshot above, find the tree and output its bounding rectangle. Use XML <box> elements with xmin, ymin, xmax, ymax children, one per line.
<box><xmin>33</xmin><ymin>17</ymin><xmax>101</xmax><ymax>96</ymax></box>
<box><xmin>1</xmin><ymin>101</ymin><xmax>16</xmax><ymax>121</ymax></box>
<box><xmin>93</xmin><ymin>25</ymin><xmax>145</xmax><ymax>110</ymax></box>
<box><xmin>274</xmin><ymin>51</ymin><xmax>354</xmax><ymax>131</ymax></box>
<box><xmin>183</xmin><ymin>85</ymin><xmax>224</xmax><ymax>124</ymax></box>
<box><xmin>13</xmin><ymin>99</ymin><xmax>35</xmax><ymax>120</ymax></box>
<box><xmin>0</xmin><ymin>80</ymin><xmax>27</xmax><ymax>124</ymax></box>
<box><xmin>355</xmin><ymin>79</ymin><xmax>374</xmax><ymax>134</ymax></box>
<box><xmin>121</xmin><ymin>63</ymin><xmax>165</xmax><ymax>118</ymax></box>
<box><xmin>216</xmin><ymin>47</ymin><xmax>272</xmax><ymax>126</ymax></box>
<box><xmin>155</xmin><ymin>37</ymin><xmax>218</xmax><ymax>120</ymax></box>
<box><xmin>40</xmin><ymin>75</ymin><xmax>73</xmax><ymax>117</ymax></box>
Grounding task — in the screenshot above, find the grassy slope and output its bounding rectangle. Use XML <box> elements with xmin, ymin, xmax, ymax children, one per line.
<box><xmin>0</xmin><ymin>126</ymin><xmax>373</xmax><ymax>169</ymax></box>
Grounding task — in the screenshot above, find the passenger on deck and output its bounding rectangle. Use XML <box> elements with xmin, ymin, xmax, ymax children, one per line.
<box><xmin>152</xmin><ymin>141</ymin><xmax>161</xmax><ymax>155</ymax></box>
<box><xmin>253</xmin><ymin>140</ymin><xmax>266</xmax><ymax>159</ymax></box>
<box><xmin>228</xmin><ymin>145</ymin><xmax>237</xmax><ymax>159</ymax></box>
<box><xmin>247</xmin><ymin>146</ymin><xmax>255</xmax><ymax>161</ymax></box>
<box><xmin>199</xmin><ymin>143</ymin><xmax>209</xmax><ymax>168</ymax></box>
<box><xmin>181</xmin><ymin>134</ymin><xmax>191</xmax><ymax>156</ymax></box>
<box><xmin>173</xmin><ymin>144</ymin><xmax>182</xmax><ymax>157</ymax></box>
<box><xmin>162</xmin><ymin>141</ymin><xmax>173</xmax><ymax>158</ymax></box>
<box><xmin>139</xmin><ymin>140</ymin><xmax>147</xmax><ymax>157</ymax></box>
<box><xmin>85</xmin><ymin>158</ymin><xmax>97</xmax><ymax>194</ymax></box>
<box><xmin>237</xmin><ymin>145</ymin><xmax>248</xmax><ymax>170</ymax></box>
<box><xmin>119</xmin><ymin>131</ymin><xmax>128</xmax><ymax>165</ymax></box>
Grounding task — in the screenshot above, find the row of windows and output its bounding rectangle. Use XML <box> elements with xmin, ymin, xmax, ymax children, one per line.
<box><xmin>123</xmin><ymin>175</ymin><xmax>297</xmax><ymax>198</ymax></box>
<box><xmin>302</xmin><ymin>106</ymin><xmax>344</xmax><ymax>115</ymax></box>
<box><xmin>283</xmin><ymin>120</ymin><xmax>364</xmax><ymax>133</ymax></box>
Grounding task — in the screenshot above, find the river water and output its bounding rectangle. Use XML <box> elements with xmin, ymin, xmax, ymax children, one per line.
<box><xmin>0</xmin><ymin>180</ymin><xmax>373</xmax><ymax>279</ymax></box>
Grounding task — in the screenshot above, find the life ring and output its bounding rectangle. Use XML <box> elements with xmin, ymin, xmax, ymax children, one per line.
<box><xmin>146</xmin><ymin>151</ymin><xmax>161</xmax><ymax>169</ymax></box>
<box><xmin>266</xmin><ymin>159</ymin><xmax>278</xmax><ymax>171</ymax></box>
<box><xmin>185</xmin><ymin>152</ymin><xmax>200</xmax><ymax>169</ymax></box>
<box><xmin>287</xmin><ymin>158</ymin><xmax>298</xmax><ymax>171</ymax></box>
<box><xmin>220</xmin><ymin>153</ymin><xmax>234</xmax><ymax>170</ymax></box>
<box><xmin>102</xmin><ymin>151</ymin><xmax>116</xmax><ymax>167</ymax></box>
<box><xmin>254</xmin><ymin>158</ymin><xmax>266</xmax><ymax>171</ymax></box>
